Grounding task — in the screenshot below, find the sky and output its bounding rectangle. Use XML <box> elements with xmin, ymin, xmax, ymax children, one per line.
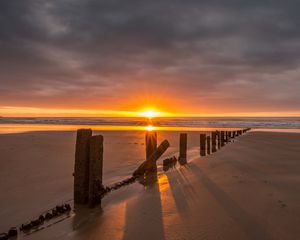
<box><xmin>1</xmin><ymin>0</ymin><xmax>300</xmax><ymax>117</ymax></box>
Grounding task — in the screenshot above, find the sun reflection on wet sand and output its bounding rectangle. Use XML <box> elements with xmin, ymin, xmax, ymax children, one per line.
<box><xmin>145</xmin><ymin>125</ymin><xmax>155</xmax><ymax>131</ymax></box>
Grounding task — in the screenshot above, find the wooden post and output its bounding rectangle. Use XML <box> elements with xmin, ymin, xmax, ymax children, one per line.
<box><xmin>225</xmin><ymin>131</ymin><xmax>228</xmax><ymax>143</ymax></box>
<box><xmin>74</xmin><ymin>129</ymin><xmax>92</xmax><ymax>204</ymax></box>
<box><xmin>145</xmin><ymin>131</ymin><xmax>157</xmax><ymax>171</ymax></box>
<box><xmin>233</xmin><ymin>131</ymin><xmax>236</xmax><ymax>138</ymax></box>
<box><xmin>179</xmin><ymin>133</ymin><xmax>187</xmax><ymax>165</ymax></box>
<box><xmin>133</xmin><ymin>140</ymin><xmax>170</xmax><ymax>177</ymax></box>
<box><xmin>200</xmin><ymin>134</ymin><xmax>206</xmax><ymax>156</ymax></box>
<box><xmin>211</xmin><ymin>131</ymin><xmax>217</xmax><ymax>153</ymax></box>
<box><xmin>217</xmin><ymin>131</ymin><xmax>221</xmax><ymax>149</ymax></box>
<box><xmin>89</xmin><ymin>135</ymin><xmax>103</xmax><ymax>207</ymax></box>
<box><xmin>220</xmin><ymin>131</ymin><xmax>225</xmax><ymax>147</ymax></box>
<box><xmin>206</xmin><ymin>136</ymin><xmax>211</xmax><ymax>155</ymax></box>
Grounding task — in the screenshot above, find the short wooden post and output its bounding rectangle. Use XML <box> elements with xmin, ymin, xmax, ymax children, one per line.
<box><xmin>233</xmin><ymin>131</ymin><xmax>236</xmax><ymax>138</ymax></box>
<box><xmin>211</xmin><ymin>131</ymin><xmax>217</xmax><ymax>152</ymax></box>
<box><xmin>200</xmin><ymin>134</ymin><xmax>206</xmax><ymax>156</ymax></box>
<box><xmin>225</xmin><ymin>131</ymin><xmax>228</xmax><ymax>142</ymax></box>
<box><xmin>89</xmin><ymin>135</ymin><xmax>103</xmax><ymax>207</ymax></box>
<box><xmin>74</xmin><ymin>129</ymin><xmax>92</xmax><ymax>204</ymax></box>
<box><xmin>133</xmin><ymin>140</ymin><xmax>170</xmax><ymax>177</ymax></box>
<box><xmin>206</xmin><ymin>136</ymin><xmax>211</xmax><ymax>155</ymax></box>
<box><xmin>179</xmin><ymin>133</ymin><xmax>187</xmax><ymax>165</ymax></box>
<box><xmin>145</xmin><ymin>131</ymin><xmax>157</xmax><ymax>171</ymax></box>
<box><xmin>221</xmin><ymin>131</ymin><xmax>225</xmax><ymax>147</ymax></box>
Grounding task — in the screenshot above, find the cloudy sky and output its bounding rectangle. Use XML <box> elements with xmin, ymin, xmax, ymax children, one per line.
<box><xmin>1</xmin><ymin>0</ymin><xmax>300</xmax><ymax>116</ymax></box>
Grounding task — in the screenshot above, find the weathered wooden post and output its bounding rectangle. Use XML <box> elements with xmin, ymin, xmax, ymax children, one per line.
<box><xmin>206</xmin><ymin>136</ymin><xmax>211</xmax><ymax>155</ymax></box>
<box><xmin>200</xmin><ymin>134</ymin><xmax>206</xmax><ymax>156</ymax></box>
<box><xmin>233</xmin><ymin>131</ymin><xmax>236</xmax><ymax>138</ymax></box>
<box><xmin>211</xmin><ymin>131</ymin><xmax>217</xmax><ymax>153</ymax></box>
<box><xmin>133</xmin><ymin>140</ymin><xmax>170</xmax><ymax>177</ymax></box>
<box><xmin>178</xmin><ymin>133</ymin><xmax>187</xmax><ymax>165</ymax></box>
<box><xmin>217</xmin><ymin>131</ymin><xmax>221</xmax><ymax>149</ymax></box>
<box><xmin>220</xmin><ymin>131</ymin><xmax>225</xmax><ymax>147</ymax></box>
<box><xmin>74</xmin><ymin>129</ymin><xmax>92</xmax><ymax>204</ymax></box>
<box><xmin>225</xmin><ymin>131</ymin><xmax>228</xmax><ymax>143</ymax></box>
<box><xmin>145</xmin><ymin>131</ymin><xmax>157</xmax><ymax>171</ymax></box>
<box><xmin>88</xmin><ymin>135</ymin><xmax>103</xmax><ymax>207</ymax></box>
<box><xmin>229</xmin><ymin>131</ymin><xmax>231</xmax><ymax>141</ymax></box>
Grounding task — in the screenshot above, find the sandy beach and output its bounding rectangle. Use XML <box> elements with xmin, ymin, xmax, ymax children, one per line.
<box><xmin>0</xmin><ymin>130</ymin><xmax>300</xmax><ymax>239</ymax></box>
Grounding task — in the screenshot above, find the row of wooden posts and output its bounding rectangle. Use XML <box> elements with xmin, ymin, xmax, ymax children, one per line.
<box><xmin>199</xmin><ymin>128</ymin><xmax>250</xmax><ymax>156</ymax></box>
<box><xmin>73</xmin><ymin>128</ymin><xmax>251</xmax><ymax>207</ymax></box>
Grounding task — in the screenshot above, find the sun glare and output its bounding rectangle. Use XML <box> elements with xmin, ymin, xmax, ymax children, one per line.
<box><xmin>141</xmin><ymin>109</ymin><xmax>158</xmax><ymax>118</ymax></box>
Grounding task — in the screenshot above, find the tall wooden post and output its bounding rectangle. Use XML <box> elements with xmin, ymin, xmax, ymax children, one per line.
<box><xmin>179</xmin><ymin>133</ymin><xmax>187</xmax><ymax>165</ymax></box>
<box><xmin>221</xmin><ymin>131</ymin><xmax>225</xmax><ymax>147</ymax></box>
<box><xmin>89</xmin><ymin>135</ymin><xmax>103</xmax><ymax>207</ymax></box>
<box><xmin>211</xmin><ymin>131</ymin><xmax>217</xmax><ymax>153</ymax></box>
<box><xmin>206</xmin><ymin>136</ymin><xmax>211</xmax><ymax>155</ymax></box>
<box><xmin>74</xmin><ymin>129</ymin><xmax>92</xmax><ymax>204</ymax></box>
<box><xmin>200</xmin><ymin>134</ymin><xmax>206</xmax><ymax>156</ymax></box>
<box><xmin>145</xmin><ymin>131</ymin><xmax>157</xmax><ymax>171</ymax></box>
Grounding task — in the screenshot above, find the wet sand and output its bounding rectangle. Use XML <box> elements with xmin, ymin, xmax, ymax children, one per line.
<box><xmin>1</xmin><ymin>131</ymin><xmax>300</xmax><ymax>239</ymax></box>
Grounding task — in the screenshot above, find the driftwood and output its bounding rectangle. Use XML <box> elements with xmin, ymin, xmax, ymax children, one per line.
<box><xmin>133</xmin><ymin>140</ymin><xmax>170</xmax><ymax>177</ymax></box>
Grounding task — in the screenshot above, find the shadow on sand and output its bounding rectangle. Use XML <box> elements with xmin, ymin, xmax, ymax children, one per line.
<box><xmin>185</xmin><ymin>163</ymin><xmax>272</xmax><ymax>240</ymax></box>
<box><xmin>122</xmin><ymin>173</ymin><xmax>165</xmax><ymax>240</ymax></box>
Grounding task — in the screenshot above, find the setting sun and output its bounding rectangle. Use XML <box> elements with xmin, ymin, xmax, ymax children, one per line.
<box><xmin>142</xmin><ymin>110</ymin><xmax>158</xmax><ymax>118</ymax></box>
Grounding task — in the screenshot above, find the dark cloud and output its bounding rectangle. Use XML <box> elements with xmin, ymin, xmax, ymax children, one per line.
<box><xmin>1</xmin><ymin>0</ymin><xmax>300</xmax><ymax>113</ymax></box>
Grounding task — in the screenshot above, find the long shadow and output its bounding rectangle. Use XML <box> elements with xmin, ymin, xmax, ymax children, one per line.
<box><xmin>165</xmin><ymin>168</ymin><xmax>199</xmax><ymax>215</ymax></box>
<box><xmin>122</xmin><ymin>173</ymin><xmax>165</xmax><ymax>240</ymax></box>
<box><xmin>187</xmin><ymin>163</ymin><xmax>272</xmax><ymax>240</ymax></box>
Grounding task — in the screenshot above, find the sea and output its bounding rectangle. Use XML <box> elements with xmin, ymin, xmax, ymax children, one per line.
<box><xmin>0</xmin><ymin>117</ymin><xmax>300</xmax><ymax>133</ymax></box>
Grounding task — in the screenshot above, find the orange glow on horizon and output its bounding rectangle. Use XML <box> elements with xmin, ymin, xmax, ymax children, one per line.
<box><xmin>1</xmin><ymin>106</ymin><xmax>300</xmax><ymax>117</ymax></box>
